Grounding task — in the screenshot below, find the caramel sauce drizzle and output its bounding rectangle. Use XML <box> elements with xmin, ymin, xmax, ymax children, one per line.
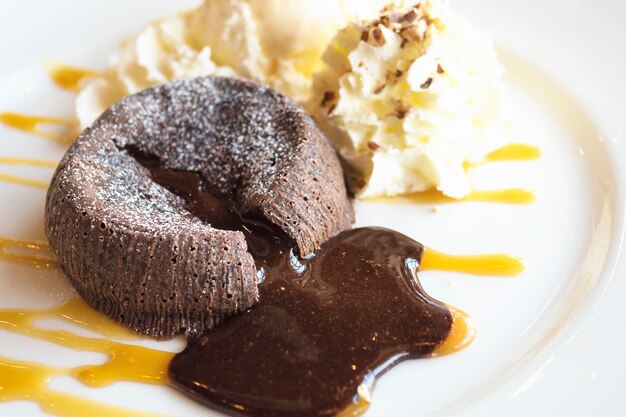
<box><xmin>0</xmin><ymin>62</ymin><xmax>95</xmax><ymax>146</ymax></box>
<box><xmin>0</xmin><ymin>298</ymin><xmax>175</xmax><ymax>417</ymax></box>
<box><xmin>0</xmin><ymin>236</ymin><xmax>175</xmax><ymax>416</ymax></box>
<box><xmin>0</xmin><ymin>156</ymin><xmax>57</xmax><ymax>168</ymax></box>
<box><xmin>0</xmin><ymin>357</ymin><xmax>174</xmax><ymax>417</ymax></box>
<box><xmin>338</xmin><ymin>398</ymin><xmax>371</xmax><ymax>417</ymax></box>
<box><xmin>0</xmin><ymin>112</ymin><xmax>77</xmax><ymax>142</ymax></box>
<box><xmin>485</xmin><ymin>143</ymin><xmax>541</xmax><ymax>162</ymax></box>
<box><xmin>0</xmin><ymin>236</ymin><xmax>57</xmax><ymax>269</ymax></box>
<box><xmin>432</xmin><ymin>305</ymin><xmax>476</xmax><ymax>356</ymax></box>
<box><xmin>421</xmin><ymin>247</ymin><xmax>525</xmax><ymax>276</ymax></box>
<box><xmin>382</xmin><ymin>188</ymin><xmax>536</xmax><ymax>205</ymax></box>
<box><xmin>463</xmin><ymin>143</ymin><xmax>541</xmax><ymax>170</ymax></box>
<box><xmin>0</xmin><ymin>173</ymin><xmax>48</xmax><ymax>189</ymax></box>
<box><xmin>44</xmin><ymin>61</ymin><xmax>101</xmax><ymax>93</ymax></box>
<box><xmin>0</xmin><ymin>156</ymin><xmax>57</xmax><ymax>189</ymax></box>
<box><xmin>0</xmin><ymin>299</ymin><xmax>172</xmax><ymax>387</ymax></box>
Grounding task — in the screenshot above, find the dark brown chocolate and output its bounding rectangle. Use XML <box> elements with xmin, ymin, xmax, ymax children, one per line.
<box><xmin>158</xmin><ymin>169</ymin><xmax>453</xmax><ymax>417</ymax></box>
<box><xmin>44</xmin><ymin>76</ymin><xmax>354</xmax><ymax>339</ymax></box>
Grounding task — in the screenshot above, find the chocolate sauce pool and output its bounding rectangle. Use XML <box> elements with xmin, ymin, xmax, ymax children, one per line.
<box><xmin>134</xmin><ymin>151</ymin><xmax>452</xmax><ymax>417</ymax></box>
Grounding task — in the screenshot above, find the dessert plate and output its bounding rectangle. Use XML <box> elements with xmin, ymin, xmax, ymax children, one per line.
<box><xmin>0</xmin><ymin>0</ymin><xmax>624</xmax><ymax>416</ymax></box>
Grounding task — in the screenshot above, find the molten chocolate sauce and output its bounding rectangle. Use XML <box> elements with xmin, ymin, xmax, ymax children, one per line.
<box><xmin>134</xmin><ymin>153</ymin><xmax>452</xmax><ymax>417</ymax></box>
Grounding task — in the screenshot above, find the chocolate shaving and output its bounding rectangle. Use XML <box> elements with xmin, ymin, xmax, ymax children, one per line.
<box><xmin>372</xmin><ymin>84</ymin><xmax>386</xmax><ymax>95</ymax></box>
<box><xmin>321</xmin><ymin>91</ymin><xmax>336</xmax><ymax>107</ymax></box>
<box><xmin>399</xmin><ymin>9</ymin><xmax>418</xmax><ymax>24</ymax></box>
<box><xmin>371</xmin><ymin>26</ymin><xmax>385</xmax><ymax>46</ymax></box>
<box><xmin>395</xmin><ymin>104</ymin><xmax>410</xmax><ymax>119</ymax></box>
<box><xmin>367</xmin><ymin>141</ymin><xmax>381</xmax><ymax>151</ymax></box>
<box><xmin>386</xmin><ymin>69</ymin><xmax>404</xmax><ymax>85</ymax></box>
<box><xmin>399</xmin><ymin>26</ymin><xmax>422</xmax><ymax>45</ymax></box>
<box><xmin>353</xmin><ymin>177</ymin><xmax>367</xmax><ymax>189</ymax></box>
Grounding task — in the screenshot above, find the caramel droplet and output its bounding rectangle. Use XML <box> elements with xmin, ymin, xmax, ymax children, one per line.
<box><xmin>44</xmin><ymin>61</ymin><xmax>100</xmax><ymax>93</ymax></box>
<box><xmin>432</xmin><ymin>305</ymin><xmax>476</xmax><ymax>356</ymax></box>
<box><xmin>0</xmin><ymin>112</ymin><xmax>76</xmax><ymax>142</ymax></box>
<box><xmin>485</xmin><ymin>143</ymin><xmax>541</xmax><ymax>162</ymax></box>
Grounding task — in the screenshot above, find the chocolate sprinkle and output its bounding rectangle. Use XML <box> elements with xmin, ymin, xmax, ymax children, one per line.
<box><xmin>367</xmin><ymin>141</ymin><xmax>381</xmax><ymax>151</ymax></box>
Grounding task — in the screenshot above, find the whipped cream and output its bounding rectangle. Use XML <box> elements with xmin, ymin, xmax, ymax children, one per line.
<box><xmin>310</xmin><ymin>0</ymin><xmax>508</xmax><ymax>198</ymax></box>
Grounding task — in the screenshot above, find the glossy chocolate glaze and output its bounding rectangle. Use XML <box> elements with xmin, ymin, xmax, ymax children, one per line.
<box><xmin>137</xmin><ymin>156</ymin><xmax>452</xmax><ymax>417</ymax></box>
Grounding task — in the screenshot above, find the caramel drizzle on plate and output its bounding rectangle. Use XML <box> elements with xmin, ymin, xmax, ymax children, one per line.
<box><xmin>432</xmin><ymin>305</ymin><xmax>476</xmax><ymax>356</ymax></box>
<box><xmin>0</xmin><ymin>172</ymin><xmax>49</xmax><ymax>189</ymax></box>
<box><xmin>0</xmin><ymin>298</ymin><xmax>175</xmax><ymax>417</ymax></box>
<box><xmin>421</xmin><ymin>247</ymin><xmax>525</xmax><ymax>276</ymax></box>
<box><xmin>463</xmin><ymin>143</ymin><xmax>542</xmax><ymax>169</ymax></box>
<box><xmin>0</xmin><ymin>156</ymin><xmax>56</xmax><ymax>189</ymax></box>
<box><xmin>44</xmin><ymin>61</ymin><xmax>100</xmax><ymax>93</ymax></box>
<box><xmin>0</xmin><ymin>357</ymin><xmax>175</xmax><ymax>417</ymax></box>
<box><xmin>0</xmin><ymin>63</ymin><xmax>97</xmax><ymax>142</ymax></box>
<box><xmin>378</xmin><ymin>188</ymin><xmax>536</xmax><ymax>205</ymax></box>
<box><xmin>0</xmin><ymin>298</ymin><xmax>172</xmax><ymax>387</ymax></box>
<box><xmin>0</xmin><ymin>112</ymin><xmax>77</xmax><ymax>142</ymax></box>
<box><xmin>337</xmin><ymin>397</ymin><xmax>372</xmax><ymax>417</ymax></box>
<box><xmin>0</xmin><ymin>156</ymin><xmax>57</xmax><ymax>168</ymax></box>
<box><xmin>0</xmin><ymin>63</ymin><xmax>98</xmax><ymax>186</ymax></box>
<box><xmin>484</xmin><ymin>143</ymin><xmax>541</xmax><ymax>162</ymax></box>
<box><xmin>0</xmin><ymin>236</ymin><xmax>57</xmax><ymax>269</ymax></box>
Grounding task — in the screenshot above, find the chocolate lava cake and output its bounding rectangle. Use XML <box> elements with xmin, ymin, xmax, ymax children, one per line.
<box><xmin>44</xmin><ymin>76</ymin><xmax>354</xmax><ymax>339</ymax></box>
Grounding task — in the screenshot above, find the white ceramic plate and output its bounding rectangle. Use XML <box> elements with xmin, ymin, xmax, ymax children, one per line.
<box><xmin>1</xmin><ymin>0</ymin><xmax>624</xmax><ymax>416</ymax></box>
